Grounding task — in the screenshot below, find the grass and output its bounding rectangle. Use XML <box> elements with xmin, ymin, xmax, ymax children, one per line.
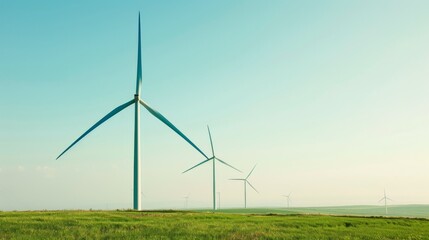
<box><xmin>217</xmin><ymin>204</ymin><xmax>429</xmax><ymax>218</ymax></box>
<box><xmin>1</xmin><ymin>210</ymin><xmax>429</xmax><ymax>239</ymax></box>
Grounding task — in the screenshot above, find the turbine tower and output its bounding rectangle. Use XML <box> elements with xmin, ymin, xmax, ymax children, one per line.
<box><xmin>56</xmin><ymin>13</ymin><xmax>209</xmax><ymax>210</ymax></box>
<box><xmin>230</xmin><ymin>164</ymin><xmax>258</xmax><ymax>208</ymax></box>
<box><xmin>183</xmin><ymin>126</ymin><xmax>241</xmax><ymax>211</ymax></box>
<box><xmin>379</xmin><ymin>189</ymin><xmax>393</xmax><ymax>215</ymax></box>
<box><xmin>217</xmin><ymin>192</ymin><xmax>221</xmax><ymax>210</ymax></box>
<box><xmin>282</xmin><ymin>192</ymin><xmax>291</xmax><ymax>208</ymax></box>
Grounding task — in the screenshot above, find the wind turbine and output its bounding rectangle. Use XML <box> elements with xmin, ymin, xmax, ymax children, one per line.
<box><xmin>230</xmin><ymin>164</ymin><xmax>258</xmax><ymax>208</ymax></box>
<box><xmin>379</xmin><ymin>189</ymin><xmax>393</xmax><ymax>215</ymax></box>
<box><xmin>282</xmin><ymin>192</ymin><xmax>291</xmax><ymax>208</ymax></box>
<box><xmin>182</xmin><ymin>126</ymin><xmax>240</xmax><ymax>211</ymax></box>
<box><xmin>56</xmin><ymin>13</ymin><xmax>209</xmax><ymax>210</ymax></box>
<box><xmin>184</xmin><ymin>193</ymin><xmax>190</xmax><ymax>209</ymax></box>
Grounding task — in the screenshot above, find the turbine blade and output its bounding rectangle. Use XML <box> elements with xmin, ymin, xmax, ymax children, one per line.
<box><xmin>215</xmin><ymin>158</ymin><xmax>241</xmax><ymax>172</ymax></box>
<box><xmin>135</xmin><ymin>12</ymin><xmax>142</xmax><ymax>95</ymax></box>
<box><xmin>387</xmin><ymin>197</ymin><xmax>393</xmax><ymax>201</ymax></box>
<box><xmin>229</xmin><ymin>178</ymin><xmax>245</xmax><ymax>181</ymax></box>
<box><xmin>246</xmin><ymin>164</ymin><xmax>257</xmax><ymax>179</ymax></box>
<box><xmin>56</xmin><ymin>99</ymin><xmax>135</xmax><ymax>160</ymax></box>
<box><xmin>378</xmin><ymin>197</ymin><xmax>385</xmax><ymax>203</ymax></box>
<box><xmin>247</xmin><ymin>181</ymin><xmax>259</xmax><ymax>193</ymax></box>
<box><xmin>182</xmin><ymin>157</ymin><xmax>213</xmax><ymax>173</ymax></box>
<box><xmin>207</xmin><ymin>125</ymin><xmax>215</xmax><ymax>157</ymax></box>
<box><xmin>139</xmin><ymin>99</ymin><xmax>209</xmax><ymax>159</ymax></box>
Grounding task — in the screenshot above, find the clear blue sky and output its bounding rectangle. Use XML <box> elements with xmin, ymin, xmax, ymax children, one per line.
<box><xmin>1</xmin><ymin>0</ymin><xmax>428</xmax><ymax>210</ymax></box>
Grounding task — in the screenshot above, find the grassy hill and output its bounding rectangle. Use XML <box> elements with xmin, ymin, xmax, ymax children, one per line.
<box><xmin>1</xmin><ymin>210</ymin><xmax>429</xmax><ymax>239</ymax></box>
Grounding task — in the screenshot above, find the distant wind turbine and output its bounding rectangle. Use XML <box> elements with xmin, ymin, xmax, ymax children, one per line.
<box><xmin>56</xmin><ymin>13</ymin><xmax>209</xmax><ymax>210</ymax></box>
<box><xmin>183</xmin><ymin>126</ymin><xmax>241</xmax><ymax>211</ymax></box>
<box><xmin>230</xmin><ymin>164</ymin><xmax>258</xmax><ymax>208</ymax></box>
<box><xmin>184</xmin><ymin>193</ymin><xmax>190</xmax><ymax>209</ymax></box>
<box><xmin>379</xmin><ymin>189</ymin><xmax>393</xmax><ymax>215</ymax></box>
<box><xmin>282</xmin><ymin>192</ymin><xmax>292</xmax><ymax>208</ymax></box>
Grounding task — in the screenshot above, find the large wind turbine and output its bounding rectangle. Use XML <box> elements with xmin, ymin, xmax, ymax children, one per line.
<box><xmin>379</xmin><ymin>189</ymin><xmax>393</xmax><ymax>215</ymax></box>
<box><xmin>56</xmin><ymin>13</ymin><xmax>209</xmax><ymax>210</ymax></box>
<box><xmin>182</xmin><ymin>126</ymin><xmax>240</xmax><ymax>211</ymax></box>
<box><xmin>230</xmin><ymin>164</ymin><xmax>258</xmax><ymax>208</ymax></box>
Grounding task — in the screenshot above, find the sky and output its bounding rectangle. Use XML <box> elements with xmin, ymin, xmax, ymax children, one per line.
<box><xmin>1</xmin><ymin>0</ymin><xmax>429</xmax><ymax>210</ymax></box>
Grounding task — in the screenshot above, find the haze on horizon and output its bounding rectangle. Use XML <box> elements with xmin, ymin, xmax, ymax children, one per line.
<box><xmin>1</xmin><ymin>0</ymin><xmax>428</xmax><ymax>210</ymax></box>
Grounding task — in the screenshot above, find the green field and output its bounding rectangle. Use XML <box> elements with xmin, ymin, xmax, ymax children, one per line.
<box><xmin>1</xmin><ymin>209</ymin><xmax>429</xmax><ymax>239</ymax></box>
<box><xmin>217</xmin><ymin>204</ymin><xmax>429</xmax><ymax>219</ymax></box>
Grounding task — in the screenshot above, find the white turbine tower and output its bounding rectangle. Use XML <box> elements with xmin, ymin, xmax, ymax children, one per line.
<box><xmin>379</xmin><ymin>189</ymin><xmax>393</xmax><ymax>215</ymax></box>
<box><xmin>282</xmin><ymin>192</ymin><xmax>292</xmax><ymax>208</ymax></box>
<box><xmin>56</xmin><ymin>13</ymin><xmax>209</xmax><ymax>210</ymax></box>
<box><xmin>230</xmin><ymin>164</ymin><xmax>258</xmax><ymax>208</ymax></box>
<box><xmin>182</xmin><ymin>126</ymin><xmax>241</xmax><ymax>211</ymax></box>
<box><xmin>217</xmin><ymin>192</ymin><xmax>221</xmax><ymax>210</ymax></box>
